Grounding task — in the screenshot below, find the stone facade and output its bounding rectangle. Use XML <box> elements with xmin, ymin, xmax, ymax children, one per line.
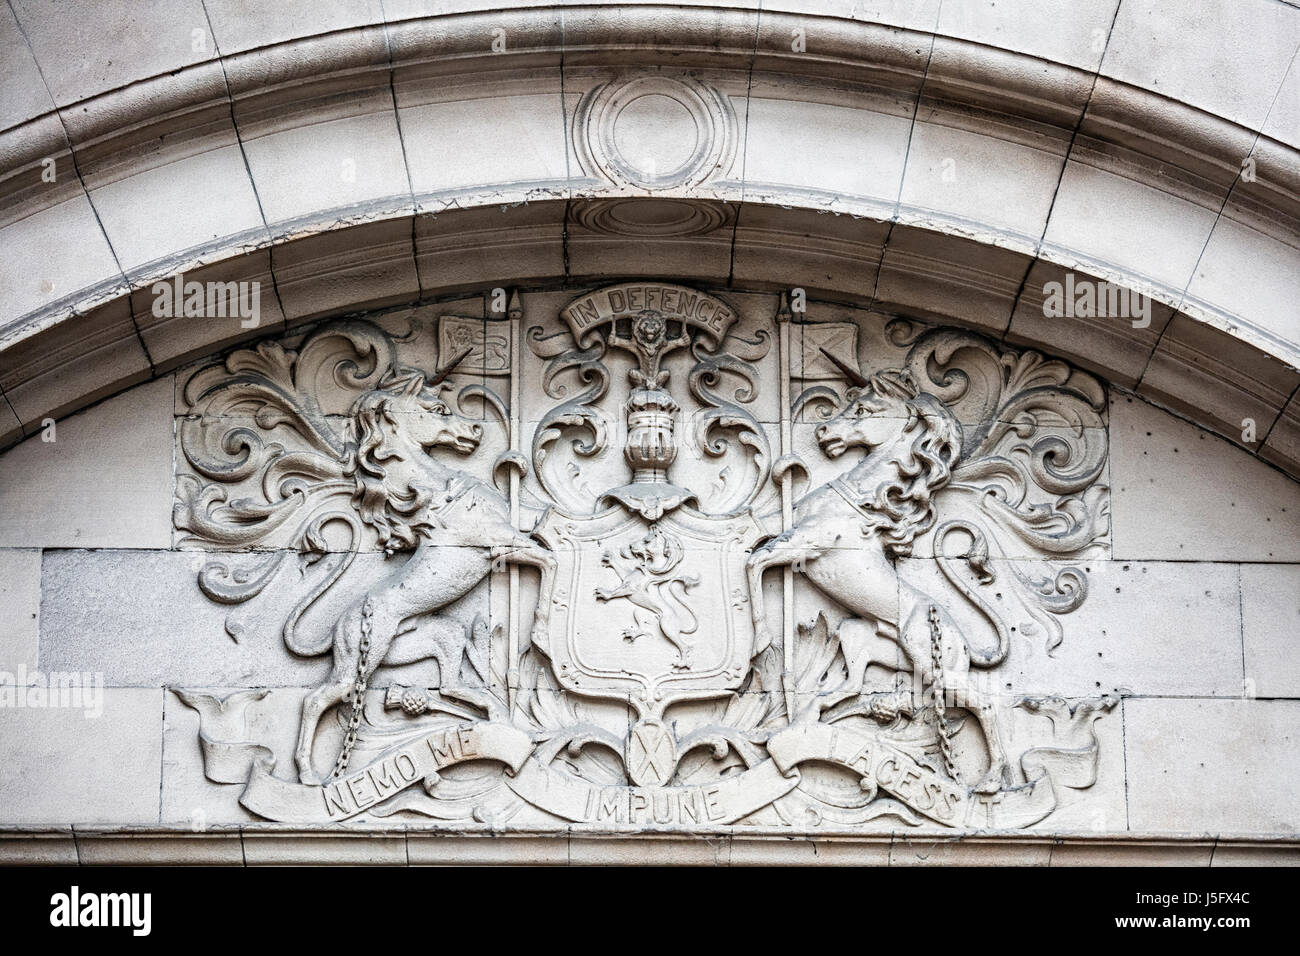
<box><xmin>1</xmin><ymin>287</ymin><xmax>1297</xmax><ymax>864</ymax></box>
<box><xmin>0</xmin><ymin>1</ymin><xmax>1297</xmax><ymax>865</ymax></box>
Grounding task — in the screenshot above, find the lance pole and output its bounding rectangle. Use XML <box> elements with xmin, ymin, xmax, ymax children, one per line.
<box><xmin>775</xmin><ymin>291</ymin><xmax>797</xmax><ymax>721</ymax></box>
<box><xmin>507</xmin><ymin>290</ymin><xmax>524</xmax><ymax>712</ymax></box>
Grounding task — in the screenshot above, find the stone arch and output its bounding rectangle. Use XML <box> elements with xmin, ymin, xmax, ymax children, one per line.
<box><xmin>0</xmin><ymin>1</ymin><xmax>1298</xmax><ymax>864</ymax></box>
<box><xmin>1</xmin><ymin>1</ymin><xmax>1297</xmax><ymax>473</ymax></box>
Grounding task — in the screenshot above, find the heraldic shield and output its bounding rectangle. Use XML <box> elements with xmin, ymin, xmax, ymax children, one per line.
<box><xmin>534</xmin><ymin>505</ymin><xmax>767</xmax><ymax>785</ymax></box>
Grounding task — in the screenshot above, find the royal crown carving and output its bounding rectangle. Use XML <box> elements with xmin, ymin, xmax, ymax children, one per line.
<box><xmin>174</xmin><ymin>284</ymin><xmax>1115</xmax><ymax>829</ymax></box>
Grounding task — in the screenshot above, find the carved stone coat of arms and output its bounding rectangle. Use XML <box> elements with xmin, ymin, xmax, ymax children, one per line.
<box><xmin>173</xmin><ymin>282</ymin><xmax>1114</xmax><ymax>831</ymax></box>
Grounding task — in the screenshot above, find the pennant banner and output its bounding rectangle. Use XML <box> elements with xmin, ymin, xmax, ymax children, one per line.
<box><xmin>190</xmin><ymin>710</ymin><xmax>1098</xmax><ymax>828</ymax></box>
<box><xmin>194</xmin><ymin>719</ymin><xmax>533</xmax><ymax>824</ymax></box>
<box><xmin>768</xmin><ymin>722</ymin><xmax>1064</xmax><ymax>829</ymax></box>
<box><xmin>504</xmin><ymin>756</ymin><xmax>799</xmax><ymax>826</ymax></box>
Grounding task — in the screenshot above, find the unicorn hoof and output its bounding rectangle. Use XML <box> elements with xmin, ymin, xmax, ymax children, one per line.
<box><xmin>973</xmin><ymin>763</ymin><xmax>1008</xmax><ymax>794</ymax></box>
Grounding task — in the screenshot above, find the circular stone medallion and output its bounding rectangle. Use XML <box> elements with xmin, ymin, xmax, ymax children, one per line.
<box><xmin>579</xmin><ymin>75</ymin><xmax>738</xmax><ymax>191</ymax></box>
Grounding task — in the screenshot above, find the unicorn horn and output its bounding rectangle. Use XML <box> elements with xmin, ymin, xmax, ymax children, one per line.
<box><xmin>819</xmin><ymin>347</ymin><xmax>869</xmax><ymax>388</ymax></box>
<box><xmin>429</xmin><ymin>345</ymin><xmax>474</xmax><ymax>386</ymax></box>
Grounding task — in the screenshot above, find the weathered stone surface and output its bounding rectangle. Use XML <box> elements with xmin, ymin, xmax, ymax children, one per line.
<box><xmin>1241</xmin><ymin>564</ymin><xmax>1300</xmax><ymax>699</ymax></box>
<box><xmin>1210</xmin><ymin>843</ymin><xmax>1300</xmax><ymax>867</ymax></box>
<box><xmin>40</xmin><ymin>550</ymin><xmax>486</xmax><ymax>688</ymax></box>
<box><xmin>874</xmin><ymin>229</ymin><xmax>1027</xmax><ymax>334</ymax></box>
<box><xmin>241</xmin><ymin>110</ymin><xmax>410</xmax><ymax>227</ymax></box>
<box><xmin>1183</xmin><ymin>214</ymin><xmax>1300</xmax><ymax>359</ymax></box>
<box><xmin>1109</xmin><ymin>393</ymin><xmax>1300</xmax><ymax>561</ymax></box>
<box><xmin>1102</xmin><ymin>0</ymin><xmax>1300</xmax><ymax>130</ymax></box>
<box><xmin>729</xmin><ymin>204</ymin><xmax>888</xmax><ymax>301</ymax></box>
<box><xmin>0</xmin><ymin>399</ymin><xmax>21</xmax><ymax>450</ymax></box>
<box><xmin>0</xmin><ymin>688</ymin><xmax>163</xmax><ymax>825</ymax></box>
<box><xmin>1125</xmin><ymin>699</ymin><xmax>1300</xmax><ymax>834</ymax></box>
<box><xmin>0</xmin><ymin>376</ymin><xmax>174</xmax><ymax>549</ymax></box>
<box><xmin>1262</xmin><ymin>389</ymin><xmax>1300</xmax><ymax>476</ymax></box>
<box><xmin>203</xmin><ymin>0</ymin><xmax>384</xmax><ymax>55</ymax></box>
<box><xmin>242</xmin><ymin>833</ymin><xmax>406</xmax><ymax>865</ymax></box>
<box><xmin>1041</xmin><ymin>160</ymin><xmax>1220</xmax><ymax>295</ymax></box>
<box><xmin>0</xmin><ymin>548</ymin><xmax>40</xmax><ymax>670</ymax></box>
<box><xmin>569</xmin><ymin>836</ymin><xmax>726</xmax><ymax>866</ymax></box>
<box><xmin>9</xmin><ymin>0</ymin><xmax>215</xmax><ymax>108</ymax></box>
<box><xmin>406</xmin><ymin>834</ymin><xmax>569</xmax><ymax>866</ymax></box>
<box><xmin>76</xmin><ymin>833</ymin><xmax>245</xmax><ymax>865</ymax></box>
<box><xmin>743</xmin><ymin>95</ymin><xmax>910</xmax><ymax>217</ymax></box>
<box><xmin>898</xmin><ymin>120</ymin><xmax>1061</xmax><ymax>248</ymax></box>
<box><xmin>0</xmin><ymin>2</ymin><xmax>55</xmax><ymax>131</ymax></box>
<box><xmin>1260</xmin><ymin>46</ymin><xmax>1300</xmax><ymax>149</ymax></box>
<box><xmin>936</xmin><ymin>0</ymin><xmax>1120</xmax><ymax>72</ymax></box>
<box><xmin>0</xmin><ymin>192</ymin><xmax>124</xmax><ymax>328</ymax></box>
<box><xmin>1005</xmin><ymin>260</ymin><xmax>1174</xmax><ymax>388</ymax></box>
<box><xmin>0</xmin><ymin>299</ymin><xmax>152</xmax><ymax>434</ymax></box>
<box><xmin>414</xmin><ymin>202</ymin><xmax>565</xmax><ymax>291</ymax></box>
<box><xmin>88</xmin><ymin>141</ymin><xmax>266</xmax><ymax>276</ymax></box>
<box><xmin>898</xmin><ymin>558</ymin><xmax>1244</xmax><ymax>698</ymax></box>
<box><xmin>1049</xmin><ymin>841</ymin><xmax>1214</xmax><ymax>866</ymax></box>
<box><xmin>134</xmin><ymin>250</ymin><xmax>285</xmax><ymax>370</ymax></box>
<box><xmin>402</xmin><ymin>93</ymin><xmax>568</xmax><ymax>200</ymax></box>
<box><xmin>273</xmin><ymin>218</ymin><xmax>419</xmax><ymax>322</ymax></box>
<box><xmin>890</xmin><ymin>837</ymin><xmax>1051</xmax><ymax>866</ymax></box>
<box><xmin>0</xmin><ymin>833</ymin><xmax>79</xmax><ymax>864</ymax></box>
<box><xmin>1138</xmin><ymin>314</ymin><xmax>1299</xmax><ymax>452</ymax></box>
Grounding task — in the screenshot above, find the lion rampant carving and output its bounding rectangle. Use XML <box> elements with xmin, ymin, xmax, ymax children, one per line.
<box><xmin>595</xmin><ymin>525</ymin><xmax>701</xmax><ymax>669</ymax></box>
<box><xmin>174</xmin><ymin>321</ymin><xmax>555</xmax><ymax>783</ymax></box>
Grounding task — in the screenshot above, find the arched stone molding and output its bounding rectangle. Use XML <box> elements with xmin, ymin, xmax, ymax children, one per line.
<box><xmin>1</xmin><ymin>0</ymin><xmax>1297</xmax><ymax>475</ymax></box>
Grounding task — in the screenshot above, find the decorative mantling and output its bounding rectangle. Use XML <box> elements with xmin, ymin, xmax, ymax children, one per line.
<box><xmin>173</xmin><ymin>283</ymin><xmax>1114</xmax><ymax>831</ymax></box>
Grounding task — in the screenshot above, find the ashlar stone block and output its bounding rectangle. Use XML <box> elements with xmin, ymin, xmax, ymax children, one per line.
<box><xmin>0</xmin><ymin>687</ymin><xmax>163</xmax><ymax>825</ymax></box>
<box><xmin>0</xmin><ymin>376</ymin><xmax>174</xmax><ymax>549</ymax></box>
<box><xmin>1109</xmin><ymin>393</ymin><xmax>1300</xmax><ymax>561</ymax></box>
